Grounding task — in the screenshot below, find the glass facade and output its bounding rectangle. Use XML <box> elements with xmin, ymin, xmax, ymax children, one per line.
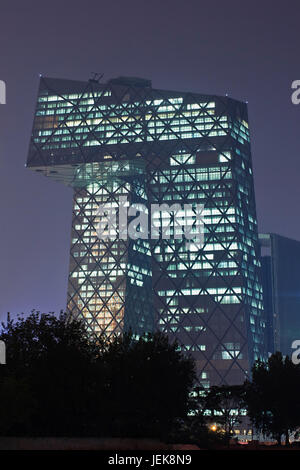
<box><xmin>27</xmin><ymin>76</ymin><xmax>266</xmax><ymax>385</ymax></box>
<box><xmin>259</xmin><ymin>233</ymin><xmax>300</xmax><ymax>357</ymax></box>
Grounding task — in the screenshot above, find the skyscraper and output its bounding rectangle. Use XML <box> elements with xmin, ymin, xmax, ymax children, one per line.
<box><xmin>27</xmin><ymin>75</ymin><xmax>266</xmax><ymax>386</ymax></box>
<box><xmin>259</xmin><ymin>233</ymin><xmax>300</xmax><ymax>357</ymax></box>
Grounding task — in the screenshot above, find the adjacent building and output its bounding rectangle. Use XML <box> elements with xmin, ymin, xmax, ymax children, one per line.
<box><xmin>27</xmin><ymin>76</ymin><xmax>266</xmax><ymax>386</ymax></box>
<box><xmin>259</xmin><ymin>233</ymin><xmax>300</xmax><ymax>357</ymax></box>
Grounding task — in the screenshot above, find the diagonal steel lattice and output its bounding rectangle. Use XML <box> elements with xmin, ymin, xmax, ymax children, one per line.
<box><xmin>27</xmin><ymin>76</ymin><xmax>267</xmax><ymax>386</ymax></box>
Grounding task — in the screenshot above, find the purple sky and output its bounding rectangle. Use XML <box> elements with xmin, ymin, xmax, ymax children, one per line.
<box><xmin>0</xmin><ymin>0</ymin><xmax>300</xmax><ymax>321</ymax></box>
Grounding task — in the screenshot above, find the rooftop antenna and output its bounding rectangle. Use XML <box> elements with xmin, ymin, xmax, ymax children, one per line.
<box><xmin>89</xmin><ymin>72</ymin><xmax>104</xmax><ymax>83</ymax></box>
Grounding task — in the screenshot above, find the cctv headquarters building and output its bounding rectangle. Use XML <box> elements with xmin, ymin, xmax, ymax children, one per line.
<box><xmin>26</xmin><ymin>76</ymin><xmax>266</xmax><ymax>387</ymax></box>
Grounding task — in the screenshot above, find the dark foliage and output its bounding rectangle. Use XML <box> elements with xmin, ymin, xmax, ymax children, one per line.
<box><xmin>0</xmin><ymin>311</ymin><xmax>196</xmax><ymax>438</ymax></box>
<box><xmin>244</xmin><ymin>351</ymin><xmax>300</xmax><ymax>445</ymax></box>
<box><xmin>202</xmin><ymin>384</ymin><xmax>246</xmax><ymax>436</ymax></box>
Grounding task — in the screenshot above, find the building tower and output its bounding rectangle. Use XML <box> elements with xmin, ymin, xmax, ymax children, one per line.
<box><xmin>259</xmin><ymin>233</ymin><xmax>300</xmax><ymax>357</ymax></box>
<box><xmin>27</xmin><ymin>76</ymin><xmax>266</xmax><ymax>386</ymax></box>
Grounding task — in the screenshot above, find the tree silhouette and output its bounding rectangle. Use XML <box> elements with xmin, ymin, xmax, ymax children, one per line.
<box><xmin>244</xmin><ymin>351</ymin><xmax>300</xmax><ymax>445</ymax></box>
<box><xmin>0</xmin><ymin>310</ymin><xmax>103</xmax><ymax>435</ymax></box>
<box><xmin>0</xmin><ymin>311</ymin><xmax>196</xmax><ymax>438</ymax></box>
<box><xmin>203</xmin><ymin>384</ymin><xmax>245</xmax><ymax>437</ymax></box>
<box><xmin>99</xmin><ymin>330</ymin><xmax>196</xmax><ymax>437</ymax></box>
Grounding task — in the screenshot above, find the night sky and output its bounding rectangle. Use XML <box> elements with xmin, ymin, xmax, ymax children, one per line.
<box><xmin>0</xmin><ymin>0</ymin><xmax>299</xmax><ymax>321</ymax></box>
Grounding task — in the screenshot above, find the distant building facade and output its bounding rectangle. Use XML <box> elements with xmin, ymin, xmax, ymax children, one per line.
<box><xmin>259</xmin><ymin>233</ymin><xmax>300</xmax><ymax>357</ymax></box>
